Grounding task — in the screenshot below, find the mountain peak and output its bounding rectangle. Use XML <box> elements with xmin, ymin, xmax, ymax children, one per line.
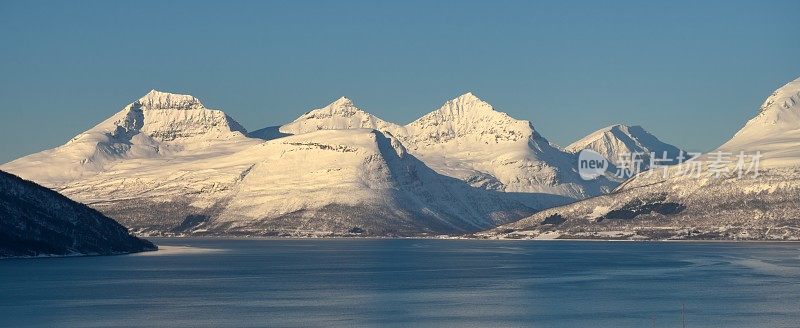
<box><xmin>727</xmin><ymin>76</ymin><xmax>800</xmax><ymax>139</ymax></box>
<box><xmin>316</xmin><ymin>96</ymin><xmax>361</xmax><ymax>116</ymax></box>
<box><xmin>404</xmin><ymin>92</ymin><xmax>538</xmax><ymax>148</ymax></box>
<box><xmin>568</xmin><ymin>124</ymin><xmax>661</xmax><ymax>150</ymax></box>
<box><xmin>279</xmin><ymin>97</ymin><xmax>400</xmax><ymax>135</ymax></box>
<box><xmin>603</xmin><ymin>124</ymin><xmax>645</xmax><ymax>135</ymax></box>
<box><xmin>455</xmin><ymin>91</ymin><xmax>479</xmax><ymax>101</ymax></box>
<box><xmin>566</xmin><ymin>123</ymin><xmax>687</xmax><ymax>169</ymax></box>
<box><xmin>134</xmin><ymin>89</ymin><xmax>204</xmax><ymax>110</ymax></box>
<box><xmin>104</xmin><ymin>89</ymin><xmax>246</xmax><ymax>142</ymax></box>
<box><xmin>757</xmin><ymin>76</ymin><xmax>800</xmax><ymax>115</ymax></box>
<box><xmin>719</xmin><ymin>76</ymin><xmax>800</xmax><ymax>166</ymax></box>
<box><xmin>330</xmin><ymin>96</ymin><xmax>354</xmax><ymax>107</ymax></box>
<box><xmin>443</xmin><ymin>92</ymin><xmax>493</xmax><ymax>112</ymax></box>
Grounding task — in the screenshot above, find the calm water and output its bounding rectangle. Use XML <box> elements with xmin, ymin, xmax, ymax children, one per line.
<box><xmin>1</xmin><ymin>239</ymin><xmax>799</xmax><ymax>327</ymax></box>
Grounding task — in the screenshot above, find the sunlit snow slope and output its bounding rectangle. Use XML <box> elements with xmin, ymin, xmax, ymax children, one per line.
<box><xmin>2</xmin><ymin>91</ymin><xmax>535</xmax><ymax>236</ymax></box>
<box><xmin>483</xmin><ymin>76</ymin><xmax>800</xmax><ymax>241</ymax></box>
<box><xmin>2</xmin><ymin>90</ymin><xmax>258</xmax><ymax>186</ymax></box>
<box><xmin>566</xmin><ymin>124</ymin><xmax>689</xmax><ymax>169</ymax></box>
<box><xmin>271</xmin><ymin>93</ymin><xmax>623</xmax><ymax>209</ymax></box>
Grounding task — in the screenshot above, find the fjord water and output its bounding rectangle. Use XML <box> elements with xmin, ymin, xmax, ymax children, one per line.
<box><xmin>1</xmin><ymin>239</ymin><xmax>798</xmax><ymax>327</ymax></box>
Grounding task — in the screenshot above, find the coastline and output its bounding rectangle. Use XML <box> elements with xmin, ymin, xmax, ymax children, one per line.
<box><xmin>137</xmin><ymin>235</ymin><xmax>800</xmax><ymax>243</ymax></box>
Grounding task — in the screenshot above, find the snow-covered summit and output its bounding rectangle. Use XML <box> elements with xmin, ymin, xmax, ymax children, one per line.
<box><xmin>1</xmin><ymin>90</ymin><xmax>256</xmax><ymax>187</ymax></box>
<box><xmin>134</xmin><ymin>89</ymin><xmax>205</xmax><ymax>110</ymax></box>
<box><xmin>279</xmin><ymin>97</ymin><xmax>402</xmax><ymax>135</ymax></box>
<box><xmin>439</xmin><ymin>92</ymin><xmax>493</xmax><ymax>113</ymax></box>
<box><xmin>396</xmin><ymin>93</ymin><xmax>616</xmax><ymax>207</ymax></box>
<box><xmin>728</xmin><ymin>76</ymin><xmax>800</xmax><ymax>133</ymax></box>
<box><xmin>105</xmin><ymin>89</ymin><xmax>246</xmax><ymax>142</ymax></box>
<box><xmin>718</xmin><ymin>76</ymin><xmax>800</xmax><ymax>168</ymax></box>
<box><xmin>566</xmin><ymin>124</ymin><xmax>688</xmax><ymax>169</ymax></box>
<box><xmin>270</xmin><ymin>92</ymin><xmax>617</xmax><ymax>207</ymax></box>
<box><xmin>756</xmin><ymin>77</ymin><xmax>800</xmax><ymax>117</ymax></box>
<box><xmin>404</xmin><ymin>92</ymin><xmax>535</xmax><ymax>147</ymax></box>
<box><xmin>329</xmin><ymin>96</ymin><xmax>354</xmax><ymax>107</ymax></box>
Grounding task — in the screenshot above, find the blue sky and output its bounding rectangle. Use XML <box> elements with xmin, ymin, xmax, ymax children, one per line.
<box><xmin>1</xmin><ymin>0</ymin><xmax>798</xmax><ymax>163</ymax></box>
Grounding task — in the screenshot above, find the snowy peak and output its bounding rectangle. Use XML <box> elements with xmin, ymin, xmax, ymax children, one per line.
<box><xmin>567</xmin><ymin>124</ymin><xmax>687</xmax><ymax>167</ymax></box>
<box><xmin>434</xmin><ymin>92</ymin><xmax>496</xmax><ymax>116</ymax></box>
<box><xmin>717</xmin><ymin>76</ymin><xmax>800</xmax><ymax>167</ymax></box>
<box><xmin>731</xmin><ymin>76</ymin><xmax>800</xmax><ymax>130</ymax></box>
<box><xmin>102</xmin><ymin>89</ymin><xmax>246</xmax><ymax>142</ymax></box>
<box><xmin>452</xmin><ymin>91</ymin><xmax>484</xmax><ymax>104</ymax></box>
<box><xmin>758</xmin><ymin>77</ymin><xmax>800</xmax><ymax>115</ymax></box>
<box><xmin>134</xmin><ymin>89</ymin><xmax>205</xmax><ymax>110</ymax></box>
<box><xmin>279</xmin><ymin>97</ymin><xmax>401</xmax><ymax>135</ymax></box>
<box><xmin>1</xmin><ymin>90</ymin><xmax>255</xmax><ymax>187</ymax></box>
<box><xmin>729</xmin><ymin>76</ymin><xmax>800</xmax><ymax>135</ymax></box>
<box><xmin>330</xmin><ymin>96</ymin><xmax>355</xmax><ymax>108</ymax></box>
<box><xmin>567</xmin><ymin>124</ymin><xmax>649</xmax><ymax>152</ymax></box>
<box><xmin>405</xmin><ymin>92</ymin><xmax>535</xmax><ymax>147</ymax></box>
<box><xmin>310</xmin><ymin>96</ymin><xmax>360</xmax><ymax>116</ymax></box>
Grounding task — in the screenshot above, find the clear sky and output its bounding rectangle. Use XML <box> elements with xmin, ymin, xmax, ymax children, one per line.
<box><xmin>1</xmin><ymin>0</ymin><xmax>798</xmax><ymax>163</ymax></box>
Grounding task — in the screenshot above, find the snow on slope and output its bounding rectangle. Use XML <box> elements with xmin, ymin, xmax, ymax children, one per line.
<box><xmin>1</xmin><ymin>90</ymin><xmax>259</xmax><ymax>187</ymax></box>
<box><xmin>566</xmin><ymin>124</ymin><xmax>689</xmax><ymax>169</ymax></box>
<box><xmin>279</xmin><ymin>97</ymin><xmax>403</xmax><ymax>135</ymax></box>
<box><xmin>482</xmin><ymin>76</ymin><xmax>800</xmax><ymax>241</ymax></box>
<box><xmin>270</xmin><ymin>92</ymin><xmax>618</xmax><ymax>209</ymax></box>
<box><xmin>2</xmin><ymin>90</ymin><xmax>536</xmax><ymax>236</ymax></box>
<box><xmin>401</xmin><ymin>93</ymin><xmax>614</xmax><ymax>207</ymax></box>
<box><xmin>717</xmin><ymin>77</ymin><xmax>800</xmax><ymax>168</ymax></box>
<box><xmin>61</xmin><ymin>129</ymin><xmax>533</xmax><ymax>236</ymax></box>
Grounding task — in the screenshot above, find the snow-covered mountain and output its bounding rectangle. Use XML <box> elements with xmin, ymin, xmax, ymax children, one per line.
<box><xmin>271</xmin><ymin>92</ymin><xmax>618</xmax><ymax>208</ymax></box>
<box><xmin>1</xmin><ymin>89</ymin><xmax>695</xmax><ymax>237</ymax></box>
<box><xmin>2</xmin><ymin>91</ymin><xmax>536</xmax><ymax>236</ymax></box>
<box><xmin>0</xmin><ymin>170</ymin><xmax>155</xmax><ymax>258</ymax></box>
<box><xmin>566</xmin><ymin>124</ymin><xmax>689</xmax><ymax>170</ymax></box>
<box><xmin>482</xmin><ymin>76</ymin><xmax>800</xmax><ymax>241</ymax></box>
<box><xmin>717</xmin><ymin>77</ymin><xmax>800</xmax><ymax>168</ymax></box>
<box><xmin>2</xmin><ymin>90</ymin><xmax>260</xmax><ymax>187</ymax></box>
<box><xmin>401</xmin><ymin>93</ymin><xmax>619</xmax><ymax>208</ymax></box>
<box><xmin>279</xmin><ymin>97</ymin><xmax>403</xmax><ymax>135</ymax></box>
<box><xmin>58</xmin><ymin>129</ymin><xmax>533</xmax><ymax>236</ymax></box>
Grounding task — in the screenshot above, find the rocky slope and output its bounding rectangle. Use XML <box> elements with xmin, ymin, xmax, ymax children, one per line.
<box><xmin>0</xmin><ymin>171</ymin><xmax>155</xmax><ymax>258</ymax></box>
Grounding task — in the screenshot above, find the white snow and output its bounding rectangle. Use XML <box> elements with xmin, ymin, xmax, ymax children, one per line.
<box><xmin>279</xmin><ymin>97</ymin><xmax>403</xmax><ymax>136</ymax></box>
<box><xmin>717</xmin><ymin>77</ymin><xmax>800</xmax><ymax>168</ymax></box>
<box><xmin>485</xmin><ymin>76</ymin><xmax>800</xmax><ymax>241</ymax></box>
<box><xmin>0</xmin><ymin>89</ymin><xmax>689</xmax><ymax>235</ymax></box>
<box><xmin>566</xmin><ymin>124</ymin><xmax>689</xmax><ymax>169</ymax></box>
<box><xmin>1</xmin><ymin>90</ymin><xmax>258</xmax><ymax>186</ymax></box>
<box><xmin>273</xmin><ymin>92</ymin><xmax>620</xmax><ymax>208</ymax></box>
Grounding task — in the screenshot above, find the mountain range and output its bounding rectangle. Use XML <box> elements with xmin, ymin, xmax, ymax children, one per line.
<box><xmin>483</xmin><ymin>76</ymin><xmax>800</xmax><ymax>240</ymax></box>
<box><xmin>1</xmin><ymin>89</ymin><xmax>687</xmax><ymax>236</ymax></box>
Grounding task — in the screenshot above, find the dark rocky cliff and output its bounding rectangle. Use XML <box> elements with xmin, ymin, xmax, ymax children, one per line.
<box><xmin>0</xmin><ymin>171</ymin><xmax>156</xmax><ymax>258</ymax></box>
